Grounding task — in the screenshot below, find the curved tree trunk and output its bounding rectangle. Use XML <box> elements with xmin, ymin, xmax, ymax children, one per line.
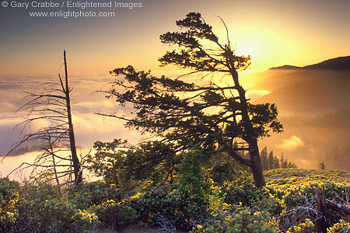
<box><xmin>249</xmin><ymin>140</ymin><xmax>266</xmax><ymax>187</ymax></box>
<box><xmin>230</xmin><ymin>67</ymin><xmax>266</xmax><ymax>187</ymax></box>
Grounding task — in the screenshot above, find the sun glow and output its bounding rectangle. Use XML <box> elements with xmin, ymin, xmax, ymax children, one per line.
<box><xmin>230</xmin><ymin>29</ymin><xmax>287</xmax><ymax>71</ymax></box>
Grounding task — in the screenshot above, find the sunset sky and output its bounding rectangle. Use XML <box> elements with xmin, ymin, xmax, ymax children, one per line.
<box><xmin>1</xmin><ymin>0</ymin><xmax>349</xmax><ymax>75</ymax></box>
<box><xmin>0</xmin><ymin>0</ymin><xmax>349</xmax><ymax>172</ymax></box>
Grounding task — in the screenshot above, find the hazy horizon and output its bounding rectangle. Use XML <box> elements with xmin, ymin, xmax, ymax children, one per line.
<box><xmin>1</xmin><ymin>65</ymin><xmax>349</xmax><ymax>172</ymax></box>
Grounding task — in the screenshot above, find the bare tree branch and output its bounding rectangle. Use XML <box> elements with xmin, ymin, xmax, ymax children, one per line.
<box><xmin>4</xmin><ymin>51</ymin><xmax>83</xmax><ymax>186</ymax></box>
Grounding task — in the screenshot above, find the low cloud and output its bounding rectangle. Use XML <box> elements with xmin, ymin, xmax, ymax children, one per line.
<box><xmin>278</xmin><ymin>135</ymin><xmax>304</xmax><ymax>150</ymax></box>
<box><xmin>0</xmin><ymin>101</ymin><xmax>17</xmax><ymax>113</ymax></box>
<box><xmin>0</xmin><ymin>73</ymin><xmax>141</xmax><ymax>155</ymax></box>
<box><xmin>246</xmin><ymin>89</ymin><xmax>270</xmax><ymax>101</ymax></box>
<box><xmin>72</xmin><ymin>112</ymin><xmax>144</xmax><ymax>147</ymax></box>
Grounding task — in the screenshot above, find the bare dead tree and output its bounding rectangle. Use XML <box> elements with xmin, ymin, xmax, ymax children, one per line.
<box><xmin>3</xmin><ymin>50</ymin><xmax>82</xmax><ymax>186</ymax></box>
<box><xmin>279</xmin><ymin>188</ymin><xmax>350</xmax><ymax>232</ymax></box>
<box><xmin>315</xmin><ymin>187</ymin><xmax>350</xmax><ymax>232</ymax></box>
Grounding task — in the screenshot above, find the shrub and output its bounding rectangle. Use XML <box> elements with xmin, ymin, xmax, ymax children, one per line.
<box><xmin>68</xmin><ymin>181</ymin><xmax>123</xmax><ymax>210</ymax></box>
<box><xmin>95</xmin><ymin>201</ymin><xmax>138</xmax><ymax>229</ymax></box>
<box><xmin>327</xmin><ymin>219</ymin><xmax>350</xmax><ymax>233</ymax></box>
<box><xmin>209</xmin><ymin>163</ymin><xmax>237</xmax><ymax>186</ymax></box>
<box><xmin>87</xmin><ymin>140</ymin><xmax>180</xmax><ymax>189</ymax></box>
<box><xmin>283</xmin><ymin>182</ymin><xmax>349</xmax><ymax>210</ymax></box>
<box><xmin>95</xmin><ymin>186</ymin><xmax>202</xmax><ymax>231</ymax></box>
<box><xmin>224</xmin><ymin>182</ymin><xmax>283</xmax><ymax>216</ymax></box>
<box><xmin>286</xmin><ymin>218</ymin><xmax>315</xmax><ymax>233</ymax></box>
<box><xmin>17</xmin><ymin>198</ymin><xmax>99</xmax><ymax>233</ymax></box>
<box><xmin>129</xmin><ymin>185</ymin><xmax>203</xmax><ymax>231</ymax></box>
<box><xmin>207</xmin><ymin>184</ymin><xmax>228</xmax><ymax>217</ymax></box>
<box><xmin>3</xmin><ymin>181</ymin><xmax>101</xmax><ymax>233</ymax></box>
<box><xmin>175</xmin><ymin>147</ymin><xmax>210</xmax><ymax>204</ymax></box>
<box><xmin>279</xmin><ymin>182</ymin><xmax>349</xmax><ymax>231</ymax></box>
<box><xmin>0</xmin><ymin>178</ymin><xmax>20</xmax><ymax>232</ymax></box>
<box><xmin>41</xmin><ymin>199</ymin><xmax>82</xmax><ymax>232</ymax></box>
<box><xmin>191</xmin><ymin>206</ymin><xmax>275</xmax><ymax>233</ymax></box>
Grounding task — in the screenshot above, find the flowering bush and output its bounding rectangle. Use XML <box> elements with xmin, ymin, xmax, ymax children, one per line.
<box><xmin>327</xmin><ymin>219</ymin><xmax>350</xmax><ymax>233</ymax></box>
<box><xmin>191</xmin><ymin>206</ymin><xmax>275</xmax><ymax>233</ymax></box>
<box><xmin>0</xmin><ymin>178</ymin><xmax>20</xmax><ymax>232</ymax></box>
<box><xmin>286</xmin><ymin>218</ymin><xmax>315</xmax><ymax>233</ymax></box>
<box><xmin>39</xmin><ymin>199</ymin><xmax>99</xmax><ymax>232</ymax></box>
<box><xmin>1</xmin><ymin>165</ymin><xmax>349</xmax><ymax>232</ymax></box>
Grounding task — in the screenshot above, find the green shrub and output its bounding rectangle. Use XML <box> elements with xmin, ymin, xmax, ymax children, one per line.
<box><xmin>42</xmin><ymin>199</ymin><xmax>81</xmax><ymax>232</ymax></box>
<box><xmin>21</xmin><ymin>182</ymin><xmax>61</xmax><ymax>203</ymax></box>
<box><xmin>3</xmin><ymin>181</ymin><xmax>101</xmax><ymax>233</ymax></box>
<box><xmin>68</xmin><ymin>181</ymin><xmax>123</xmax><ymax>210</ymax></box>
<box><xmin>224</xmin><ymin>182</ymin><xmax>283</xmax><ymax>216</ymax></box>
<box><xmin>191</xmin><ymin>206</ymin><xmax>275</xmax><ymax>233</ymax></box>
<box><xmin>95</xmin><ymin>201</ymin><xmax>139</xmax><ymax>229</ymax></box>
<box><xmin>175</xmin><ymin>147</ymin><xmax>210</xmax><ymax>204</ymax></box>
<box><xmin>129</xmin><ymin>185</ymin><xmax>203</xmax><ymax>231</ymax></box>
<box><xmin>73</xmin><ymin>209</ymin><xmax>100</xmax><ymax>230</ymax></box>
<box><xmin>0</xmin><ymin>178</ymin><xmax>20</xmax><ymax>232</ymax></box>
<box><xmin>87</xmin><ymin>140</ymin><xmax>180</xmax><ymax>188</ymax></box>
<box><xmin>209</xmin><ymin>162</ymin><xmax>237</xmax><ymax>186</ymax></box>
<box><xmin>17</xmin><ymin>198</ymin><xmax>99</xmax><ymax>233</ymax></box>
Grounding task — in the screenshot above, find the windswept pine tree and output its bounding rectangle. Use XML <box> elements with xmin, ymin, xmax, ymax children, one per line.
<box><xmin>105</xmin><ymin>13</ymin><xmax>283</xmax><ymax>187</ymax></box>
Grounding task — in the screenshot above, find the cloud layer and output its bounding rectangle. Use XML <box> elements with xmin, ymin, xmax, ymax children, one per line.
<box><xmin>278</xmin><ymin>135</ymin><xmax>304</xmax><ymax>150</ymax></box>
<box><xmin>0</xmin><ymin>73</ymin><xmax>143</xmax><ymax>156</ymax></box>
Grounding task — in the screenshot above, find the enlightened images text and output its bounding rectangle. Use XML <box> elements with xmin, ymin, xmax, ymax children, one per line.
<box><xmin>9</xmin><ymin>1</ymin><xmax>142</xmax><ymax>10</ymax></box>
<box><xmin>66</xmin><ymin>1</ymin><xmax>142</xmax><ymax>9</ymax></box>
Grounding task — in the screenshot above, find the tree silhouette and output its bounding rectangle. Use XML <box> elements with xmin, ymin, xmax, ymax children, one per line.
<box><xmin>260</xmin><ymin>147</ymin><xmax>268</xmax><ymax>170</ymax></box>
<box><xmin>106</xmin><ymin>13</ymin><xmax>282</xmax><ymax>187</ymax></box>
<box><xmin>260</xmin><ymin>149</ymin><xmax>296</xmax><ymax>170</ymax></box>
<box><xmin>4</xmin><ymin>51</ymin><xmax>82</xmax><ymax>186</ymax></box>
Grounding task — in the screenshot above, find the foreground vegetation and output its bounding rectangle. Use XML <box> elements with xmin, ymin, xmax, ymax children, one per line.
<box><xmin>1</xmin><ymin>165</ymin><xmax>349</xmax><ymax>232</ymax></box>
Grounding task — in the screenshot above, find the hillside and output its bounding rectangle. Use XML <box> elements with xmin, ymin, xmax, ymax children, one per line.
<box><xmin>265</xmin><ymin>168</ymin><xmax>350</xmax><ymax>190</ymax></box>
<box><xmin>249</xmin><ymin>56</ymin><xmax>350</xmax><ymax>93</ymax></box>
<box><xmin>302</xmin><ymin>56</ymin><xmax>350</xmax><ymax>70</ymax></box>
<box><xmin>243</xmin><ymin>57</ymin><xmax>350</xmax><ymax>172</ymax></box>
<box><xmin>270</xmin><ymin>56</ymin><xmax>350</xmax><ymax>71</ymax></box>
<box><xmin>254</xmin><ymin>74</ymin><xmax>350</xmax><ymax>115</ymax></box>
<box><xmin>270</xmin><ymin>65</ymin><xmax>301</xmax><ymax>70</ymax></box>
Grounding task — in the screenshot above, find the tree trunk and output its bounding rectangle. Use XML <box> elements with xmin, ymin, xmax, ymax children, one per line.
<box><xmin>229</xmin><ymin>68</ymin><xmax>266</xmax><ymax>187</ymax></box>
<box><xmin>249</xmin><ymin>140</ymin><xmax>266</xmax><ymax>187</ymax></box>
<box><xmin>325</xmin><ymin>199</ymin><xmax>350</xmax><ymax>215</ymax></box>
<box><xmin>315</xmin><ymin>188</ymin><xmax>329</xmax><ymax>233</ymax></box>
<box><xmin>63</xmin><ymin>50</ymin><xmax>82</xmax><ymax>185</ymax></box>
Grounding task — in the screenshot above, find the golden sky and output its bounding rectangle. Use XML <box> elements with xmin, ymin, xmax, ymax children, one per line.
<box><xmin>0</xmin><ymin>0</ymin><xmax>349</xmax><ymax>74</ymax></box>
<box><xmin>0</xmin><ymin>0</ymin><xmax>349</xmax><ymax>171</ymax></box>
